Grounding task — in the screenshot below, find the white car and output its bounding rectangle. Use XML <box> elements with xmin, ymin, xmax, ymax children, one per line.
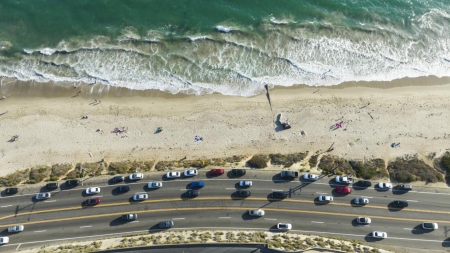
<box><xmin>166</xmin><ymin>171</ymin><xmax>181</xmax><ymax>178</ymax></box>
<box><xmin>129</xmin><ymin>173</ymin><xmax>144</xmax><ymax>180</ymax></box>
<box><xmin>372</xmin><ymin>231</ymin><xmax>387</xmax><ymax>239</ymax></box>
<box><xmin>133</xmin><ymin>193</ymin><xmax>148</xmax><ymax>201</ymax></box>
<box><xmin>277</xmin><ymin>223</ymin><xmax>292</xmax><ymax>230</ymax></box>
<box><xmin>85</xmin><ymin>187</ymin><xmax>100</xmax><ymax>195</ymax></box>
<box><xmin>353</xmin><ymin>198</ymin><xmax>369</xmax><ymax>205</ymax></box>
<box><xmin>318</xmin><ymin>195</ymin><xmax>333</xmax><ymax>202</ymax></box>
<box><xmin>148</xmin><ymin>182</ymin><xmax>163</xmax><ymax>188</ymax></box>
<box><xmin>248</xmin><ymin>209</ymin><xmax>265</xmax><ymax>217</ymax></box>
<box><xmin>239</xmin><ymin>181</ymin><xmax>252</xmax><ymax>187</ymax></box>
<box><xmin>422</xmin><ymin>222</ymin><xmax>438</xmax><ymax>230</ymax></box>
<box><xmin>377</xmin><ymin>182</ymin><xmax>392</xmax><ymax>190</ymax></box>
<box><xmin>0</xmin><ymin>236</ymin><xmax>9</xmax><ymax>245</ymax></box>
<box><xmin>36</xmin><ymin>192</ymin><xmax>51</xmax><ymax>200</ymax></box>
<box><xmin>184</xmin><ymin>169</ymin><xmax>198</xmax><ymax>177</ymax></box>
<box><xmin>356</xmin><ymin>217</ymin><xmax>371</xmax><ymax>224</ymax></box>
<box><xmin>303</xmin><ymin>173</ymin><xmax>319</xmax><ymax>181</ymax></box>
<box><xmin>8</xmin><ymin>225</ymin><xmax>24</xmax><ymax>233</ymax></box>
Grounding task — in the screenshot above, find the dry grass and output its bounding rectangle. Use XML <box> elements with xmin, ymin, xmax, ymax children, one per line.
<box><xmin>349</xmin><ymin>159</ymin><xmax>387</xmax><ymax>179</ymax></box>
<box><xmin>247</xmin><ymin>154</ymin><xmax>269</xmax><ymax>168</ymax></box>
<box><xmin>0</xmin><ymin>168</ymin><xmax>30</xmax><ymax>187</ymax></box>
<box><xmin>318</xmin><ymin>155</ymin><xmax>353</xmax><ymax>175</ymax></box>
<box><xmin>388</xmin><ymin>155</ymin><xmax>444</xmax><ymax>183</ymax></box>
<box><xmin>269</xmin><ymin>152</ymin><xmax>308</xmax><ymax>167</ymax></box>
<box><xmin>28</xmin><ymin>166</ymin><xmax>51</xmax><ymax>184</ymax></box>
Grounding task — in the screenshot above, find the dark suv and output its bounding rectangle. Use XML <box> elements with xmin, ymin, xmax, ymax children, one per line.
<box><xmin>65</xmin><ymin>179</ymin><xmax>81</xmax><ymax>187</ymax></box>
<box><xmin>111</xmin><ymin>176</ymin><xmax>124</xmax><ymax>183</ymax></box>
<box><xmin>46</xmin><ymin>182</ymin><xmax>59</xmax><ymax>190</ymax></box>
<box><xmin>356</xmin><ymin>180</ymin><xmax>372</xmax><ymax>187</ymax></box>
<box><xmin>392</xmin><ymin>200</ymin><xmax>409</xmax><ymax>208</ymax></box>
<box><xmin>4</xmin><ymin>188</ymin><xmax>18</xmax><ymax>195</ymax></box>
<box><xmin>115</xmin><ymin>185</ymin><xmax>130</xmax><ymax>193</ymax></box>
<box><xmin>231</xmin><ymin>169</ymin><xmax>246</xmax><ymax>176</ymax></box>
<box><xmin>271</xmin><ymin>192</ymin><xmax>288</xmax><ymax>199</ymax></box>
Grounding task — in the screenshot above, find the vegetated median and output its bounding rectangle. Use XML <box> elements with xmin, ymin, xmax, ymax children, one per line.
<box><xmin>1</xmin><ymin>150</ymin><xmax>449</xmax><ymax>188</ymax></box>
<box><xmin>32</xmin><ymin>229</ymin><xmax>390</xmax><ymax>253</ymax></box>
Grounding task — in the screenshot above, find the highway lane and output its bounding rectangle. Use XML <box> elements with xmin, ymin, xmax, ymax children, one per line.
<box><xmin>1</xmin><ymin>174</ymin><xmax>450</xmax><ymax>217</ymax></box>
<box><xmin>1</xmin><ymin>209</ymin><xmax>449</xmax><ymax>252</ymax></box>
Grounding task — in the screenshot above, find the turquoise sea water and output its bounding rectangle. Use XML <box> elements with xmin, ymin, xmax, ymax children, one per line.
<box><xmin>0</xmin><ymin>0</ymin><xmax>449</xmax><ymax>95</ymax></box>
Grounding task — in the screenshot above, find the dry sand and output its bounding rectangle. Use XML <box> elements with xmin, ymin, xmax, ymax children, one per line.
<box><xmin>0</xmin><ymin>77</ymin><xmax>450</xmax><ymax>176</ymax></box>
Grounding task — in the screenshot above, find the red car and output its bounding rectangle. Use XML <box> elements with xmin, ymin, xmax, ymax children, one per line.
<box><xmin>335</xmin><ymin>187</ymin><xmax>352</xmax><ymax>194</ymax></box>
<box><xmin>85</xmin><ymin>198</ymin><xmax>100</xmax><ymax>206</ymax></box>
<box><xmin>210</xmin><ymin>168</ymin><xmax>224</xmax><ymax>176</ymax></box>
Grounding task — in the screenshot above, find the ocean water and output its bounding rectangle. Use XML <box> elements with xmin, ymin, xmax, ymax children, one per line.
<box><xmin>0</xmin><ymin>0</ymin><xmax>449</xmax><ymax>96</ymax></box>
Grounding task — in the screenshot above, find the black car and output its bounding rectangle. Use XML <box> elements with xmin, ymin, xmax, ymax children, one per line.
<box><xmin>115</xmin><ymin>185</ymin><xmax>130</xmax><ymax>193</ymax></box>
<box><xmin>65</xmin><ymin>179</ymin><xmax>81</xmax><ymax>187</ymax></box>
<box><xmin>46</xmin><ymin>182</ymin><xmax>59</xmax><ymax>190</ymax></box>
<box><xmin>185</xmin><ymin>190</ymin><xmax>199</xmax><ymax>197</ymax></box>
<box><xmin>271</xmin><ymin>191</ymin><xmax>288</xmax><ymax>199</ymax></box>
<box><xmin>234</xmin><ymin>190</ymin><xmax>251</xmax><ymax>197</ymax></box>
<box><xmin>159</xmin><ymin>221</ymin><xmax>174</xmax><ymax>228</ymax></box>
<box><xmin>4</xmin><ymin>188</ymin><xmax>18</xmax><ymax>195</ymax></box>
<box><xmin>392</xmin><ymin>200</ymin><xmax>409</xmax><ymax>208</ymax></box>
<box><xmin>111</xmin><ymin>176</ymin><xmax>125</xmax><ymax>183</ymax></box>
<box><xmin>231</xmin><ymin>169</ymin><xmax>246</xmax><ymax>176</ymax></box>
<box><xmin>356</xmin><ymin>180</ymin><xmax>372</xmax><ymax>187</ymax></box>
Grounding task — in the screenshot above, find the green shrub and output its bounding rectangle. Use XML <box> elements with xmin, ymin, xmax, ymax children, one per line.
<box><xmin>319</xmin><ymin>155</ymin><xmax>353</xmax><ymax>175</ymax></box>
<box><xmin>247</xmin><ymin>154</ymin><xmax>269</xmax><ymax>168</ymax></box>
<box><xmin>0</xmin><ymin>169</ymin><xmax>30</xmax><ymax>187</ymax></box>
<box><xmin>388</xmin><ymin>156</ymin><xmax>444</xmax><ymax>183</ymax></box>
<box><xmin>50</xmin><ymin>163</ymin><xmax>73</xmax><ymax>178</ymax></box>
<box><xmin>269</xmin><ymin>152</ymin><xmax>308</xmax><ymax>167</ymax></box>
<box><xmin>441</xmin><ymin>152</ymin><xmax>450</xmax><ymax>173</ymax></box>
<box><xmin>349</xmin><ymin>159</ymin><xmax>386</xmax><ymax>179</ymax></box>
<box><xmin>29</xmin><ymin>167</ymin><xmax>51</xmax><ymax>183</ymax></box>
<box><xmin>309</xmin><ymin>155</ymin><xmax>319</xmax><ymax>168</ymax></box>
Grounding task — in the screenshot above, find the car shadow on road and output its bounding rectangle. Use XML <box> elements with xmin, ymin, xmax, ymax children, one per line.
<box><xmin>387</xmin><ymin>203</ymin><xmax>402</xmax><ymax>212</ymax></box>
<box><xmin>392</xmin><ymin>189</ymin><xmax>408</xmax><ymax>195</ymax></box>
<box><xmin>313</xmin><ymin>197</ymin><xmax>329</xmax><ymax>206</ymax></box>
<box><xmin>241</xmin><ymin>212</ymin><xmax>260</xmax><ymax>221</ymax></box>
<box><xmin>411</xmin><ymin>224</ymin><xmax>433</xmax><ymax>234</ymax></box>
<box><xmin>442</xmin><ymin>238</ymin><xmax>450</xmax><ymax>247</ymax></box>
<box><xmin>364</xmin><ymin>233</ymin><xmax>380</xmax><ymax>242</ymax></box>
<box><xmin>109</xmin><ymin>217</ymin><xmax>127</xmax><ymax>227</ymax></box>
<box><xmin>271</xmin><ymin>174</ymin><xmax>289</xmax><ymax>184</ymax></box>
<box><xmin>331</xmin><ymin>190</ymin><xmax>348</xmax><ymax>198</ymax></box>
<box><xmin>0</xmin><ymin>228</ymin><xmax>9</xmax><ymax>236</ymax></box>
<box><xmin>327</xmin><ymin>178</ymin><xmax>338</xmax><ymax>188</ymax></box>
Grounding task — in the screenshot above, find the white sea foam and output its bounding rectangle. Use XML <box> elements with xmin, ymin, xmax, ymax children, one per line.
<box><xmin>216</xmin><ymin>26</ymin><xmax>232</xmax><ymax>33</ymax></box>
<box><xmin>188</xmin><ymin>36</ymin><xmax>209</xmax><ymax>42</ymax></box>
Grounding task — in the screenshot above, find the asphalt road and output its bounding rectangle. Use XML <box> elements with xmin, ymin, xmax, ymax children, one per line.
<box><xmin>1</xmin><ymin>170</ymin><xmax>450</xmax><ymax>252</ymax></box>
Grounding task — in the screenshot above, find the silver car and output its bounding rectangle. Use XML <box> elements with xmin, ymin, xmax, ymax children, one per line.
<box><xmin>239</xmin><ymin>181</ymin><xmax>252</xmax><ymax>187</ymax></box>
<box><xmin>318</xmin><ymin>195</ymin><xmax>333</xmax><ymax>202</ymax></box>
<box><xmin>147</xmin><ymin>182</ymin><xmax>163</xmax><ymax>188</ymax></box>
<box><xmin>36</xmin><ymin>192</ymin><xmax>51</xmax><ymax>200</ymax></box>
<box><xmin>422</xmin><ymin>222</ymin><xmax>438</xmax><ymax>230</ymax></box>
<box><xmin>8</xmin><ymin>225</ymin><xmax>24</xmax><ymax>233</ymax></box>
<box><xmin>356</xmin><ymin>217</ymin><xmax>371</xmax><ymax>224</ymax></box>
<box><xmin>353</xmin><ymin>198</ymin><xmax>369</xmax><ymax>205</ymax></box>
<box><xmin>248</xmin><ymin>209</ymin><xmax>265</xmax><ymax>217</ymax></box>
<box><xmin>372</xmin><ymin>231</ymin><xmax>387</xmax><ymax>239</ymax></box>
<box><xmin>303</xmin><ymin>173</ymin><xmax>319</xmax><ymax>181</ymax></box>
<box><xmin>133</xmin><ymin>193</ymin><xmax>148</xmax><ymax>201</ymax></box>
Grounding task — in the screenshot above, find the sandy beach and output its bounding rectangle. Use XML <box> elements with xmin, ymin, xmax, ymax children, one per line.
<box><xmin>0</xmin><ymin>77</ymin><xmax>450</xmax><ymax>176</ymax></box>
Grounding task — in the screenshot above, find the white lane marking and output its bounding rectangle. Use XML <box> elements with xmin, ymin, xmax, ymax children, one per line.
<box><xmin>96</xmin><ymin>195</ymin><xmax>103</xmax><ymax>198</ymax></box>
<box><xmin>16</xmin><ymin>243</ymin><xmax>21</xmax><ymax>250</ymax></box>
<box><xmin>316</xmin><ymin>192</ymin><xmax>328</xmax><ymax>195</ymax></box>
<box><xmin>311</xmin><ymin>221</ymin><xmax>324</xmax><ymax>224</ymax></box>
<box><xmin>226</xmin><ymin>188</ymin><xmax>236</xmax><ymax>190</ymax></box>
<box><xmin>360</xmin><ymin>196</ymin><xmax>373</xmax><ymax>198</ymax></box>
<box><xmin>80</xmin><ymin>225</ymin><xmax>92</xmax><ymax>228</ymax></box>
<box><xmin>180</xmin><ymin>189</ymin><xmax>186</xmax><ymax>191</ymax></box>
<box><xmin>172</xmin><ymin>218</ymin><xmax>185</xmax><ymax>220</ymax></box>
<box><xmin>44</xmin><ymin>200</ymin><xmax>56</xmax><ymax>202</ymax></box>
<box><xmin>406</xmin><ymin>200</ymin><xmax>418</xmax><ymax>202</ymax></box>
<box><xmin>1</xmin><ymin>205</ymin><xmax>12</xmax><ymax>207</ymax></box>
<box><xmin>272</xmin><ymin>189</ymin><xmax>283</xmax><ymax>192</ymax></box>
<box><xmin>219</xmin><ymin>217</ymin><xmax>231</xmax><ymax>219</ymax></box>
<box><xmin>34</xmin><ymin>230</ymin><xmax>46</xmax><ymax>233</ymax></box>
<box><xmin>404</xmin><ymin>228</ymin><xmax>415</xmax><ymax>230</ymax></box>
<box><xmin>130</xmin><ymin>221</ymin><xmax>139</xmax><ymax>223</ymax></box>
<box><xmin>265</xmin><ymin>218</ymin><xmax>277</xmax><ymax>221</ymax></box>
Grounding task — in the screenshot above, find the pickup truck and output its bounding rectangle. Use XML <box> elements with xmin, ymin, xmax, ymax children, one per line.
<box><xmin>335</xmin><ymin>176</ymin><xmax>354</xmax><ymax>184</ymax></box>
<box><xmin>280</xmin><ymin>171</ymin><xmax>299</xmax><ymax>178</ymax></box>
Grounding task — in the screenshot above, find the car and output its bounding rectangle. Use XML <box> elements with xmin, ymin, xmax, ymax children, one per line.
<box><xmin>210</xmin><ymin>168</ymin><xmax>224</xmax><ymax>176</ymax></box>
<box><xmin>115</xmin><ymin>185</ymin><xmax>130</xmax><ymax>193</ymax></box>
<box><xmin>372</xmin><ymin>231</ymin><xmax>387</xmax><ymax>239</ymax></box>
<box><xmin>353</xmin><ymin>198</ymin><xmax>369</xmax><ymax>205</ymax></box>
<box><xmin>129</xmin><ymin>173</ymin><xmax>144</xmax><ymax>181</ymax></box>
<box><xmin>356</xmin><ymin>217</ymin><xmax>371</xmax><ymax>224</ymax></box>
<box><xmin>85</xmin><ymin>187</ymin><xmax>101</xmax><ymax>195</ymax></box>
<box><xmin>84</xmin><ymin>198</ymin><xmax>100</xmax><ymax>206</ymax></box>
<box><xmin>422</xmin><ymin>222</ymin><xmax>438</xmax><ymax>230</ymax></box>
<box><xmin>65</xmin><ymin>179</ymin><xmax>81</xmax><ymax>187</ymax></box>
<box><xmin>377</xmin><ymin>182</ymin><xmax>392</xmax><ymax>190</ymax></box>
<box><xmin>248</xmin><ymin>209</ymin><xmax>265</xmax><ymax>217</ymax></box>
<box><xmin>277</xmin><ymin>223</ymin><xmax>292</xmax><ymax>230</ymax></box>
<box><xmin>184</xmin><ymin>190</ymin><xmax>199</xmax><ymax>197</ymax></box>
<box><xmin>234</xmin><ymin>190</ymin><xmax>251</xmax><ymax>197</ymax></box>
<box><xmin>335</xmin><ymin>186</ymin><xmax>352</xmax><ymax>194</ymax></box>
<box><xmin>46</xmin><ymin>182</ymin><xmax>59</xmax><ymax>190</ymax></box>
<box><xmin>318</xmin><ymin>195</ymin><xmax>333</xmax><ymax>202</ymax></box>
<box><xmin>303</xmin><ymin>173</ymin><xmax>319</xmax><ymax>181</ymax></box>
<box><xmin>356</xmin><ymin>180</ymin><xmax>372</xmax><ymax>187</ymax></box>
<box><xmin>166</xmin><ymin>171</ymin><xmax>181</xmax><ymax>179</ymax></box>
<box><xmin>121</xmin><ymin>214</ymin><xmax>138</xmax><ymax>221</ymax></box>
<box><xmin>159</xmin><ymin>221</ymin><xmax>174</xmax><ymax>228</ymax></box>
<box><xmin>239</xmin><ymin>181</ymin><xmax>252</xmax><ymax>187</ymax></box>
<box><xmin>271</xmin><ymin>191</ymin><xmax>288</xmax><ymax>199</ymax></box>
<box><xmin>133</xmin><ymin>193</ymin><xmax>148</xmax><ymax>201</ymax></box>
<box><xmin>4</xmin><ymin>188</ymin><xmax>18</xmax><ymax>195</ymax></box>
<box><xmin>231</xmin><ymin>169</ymin><xmax>246</xmax><ymax>176</ymax></box>
<box><xmin>184</xmin><ymin>169</ymin><xmax>198</xmax><ymax>177</ymax></box>
<box><xmin>8</xmin><ymin>225</ymin><xmax>24</xmax><ymax>233</ymax></box>
<box><xmin>392</xmin><ymin>200</ymin><xmax>409</xmax><ymax>208</ymax></box>
<box><xmin>190</xmin><ymin>181</ymin><xmax>205</xmax><ymax>188</ymax></box>
<box><xmin>148</xmin><ymin>182</ymin><xmax>163</xmax><ymax>188</ymax></box>
<box><xmin>111</xmin><ymin>176</ymin><xmax>124</xmax><ymax>183</ymax></box>
<box><xmin>35</xmin><ymin>192</ymin><xmax>51</xmax><ymax>200</ymax></box>
<box><xmin>0</xmin><ymin>236</ymin><xmax>9</xmax><ymax>245</ymax></box>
